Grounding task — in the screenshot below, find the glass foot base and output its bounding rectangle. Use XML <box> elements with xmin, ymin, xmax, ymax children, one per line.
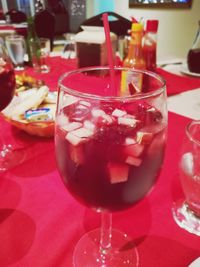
<box><xmin>172</xmin><ymin>199</ymin><xmax>200</xmax><ymax>236</ymax></box>
<box><xmin>0</xmin><ymin>145</ymin><xmax>26</xmax><ymax>172</ymax></box>
<box><xmin>73</xmin><ymin>228</ymin><xmax>139</xmax><ymax>267</ymax></box>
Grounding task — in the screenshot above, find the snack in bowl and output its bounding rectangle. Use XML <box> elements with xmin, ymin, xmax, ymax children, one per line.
<box><xmin>1</xmin><ymin>74</ymin><xmax>57</xmax><ymax>137</ymax></box>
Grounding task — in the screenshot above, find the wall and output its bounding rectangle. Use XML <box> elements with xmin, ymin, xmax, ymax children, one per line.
<box><xmin>86</xmin><ymin>0</ymin><xmax>200</xmax><ymax>62</ymax></box>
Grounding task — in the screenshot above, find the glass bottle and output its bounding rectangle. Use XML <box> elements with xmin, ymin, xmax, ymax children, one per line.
<box><xmin>26</xmin><ymin>16</ymin><xmax>41</xmax><ymax>67</ymax></box>
<box><xmin>187</xmin><ymin>20</ymin><xmax>200</xmax><ymax>74</ymax></box>
<box><xmin>143</xmin><ymin>20</ymin><xmax>159</xmax><ymax>72</ymax></box>
<box><xmin>123</xmin><ymin>22</ymin><xmax>146</xmax><ymax>70</ymax></box>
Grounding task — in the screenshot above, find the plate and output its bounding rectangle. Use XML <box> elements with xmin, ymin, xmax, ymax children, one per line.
<box><xmin>188</xmin><ymin>257</ymin><xmax>200</xmax><ymax>267</ymax></box>
<box><xmin>2</xmin><ymin>74</ymin><xmax>57</xmax><ymax>137</ymax></box>
<box><xmin>2</xmin><ymin>114</ymin><xmax>54</xmax><ymax>137</ymax></box>
<box><xmin>180</xmin><ymin>64</ymin><xmax>200</xmax><ymax>78</ymax></box>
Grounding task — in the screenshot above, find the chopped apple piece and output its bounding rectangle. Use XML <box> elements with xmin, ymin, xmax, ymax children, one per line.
<box><xmin>107</xmin><ymin>162</ymin><xmax>129</xmax><ymax>184</ymax></box>
<box><xmin>84</xmin><ymin>120</ymin><xmax>95</xmax><ymax>131</ymax></box>
<box><xmin>62</xmin><ymin>122</ymin><xmax>82</xmax><ymax>132</ymax></box>
<box><xmin>69</xmin><ymin>144</ymin><xmax>84</xmax><ymax>165</ymax></box>
<box><xmin>91</xmin><ymin>109</ymin><xmax>105</xmax><ymax>117</ymax></box>
<box><xmin>125</xmin><ymin>156</ymin><xmax>142</xmax><ymax>166</ymax></box>
<box><xmin>57</xmin><ymin>113</ymin><xmax>69</xmax><ymax>127</ymax></box>
<box><xmin>125</xmin><ymin>137</ymin><xmax>137</xmax><ymax>145</ymax></box>
<box><xmin>66</xmin><ymin>132</ymin><xmax>86</xmax><ymax>146</ymax></box>
<box><xmin>112</xmin><ymin>108</ymin><xmax>127</xmax><ymax>117</ymax></box>
<box><xmin>118</xmin><ymin>115</ymin><xmax>137</xmax><ymax>127</ymax></box>
<box><xmin>136</xmin><ymin>131</ymin><xmax>153</xmax><ymax>144</ymax></box>
<box><xmin>102</xmin><ymin>114</ymin><xmax>113</xmax><ymax>124</ymax></box>
<box><xmin>71</xmin><ymin>127</ymin><xmax>93</xmax><ymax>138</ymax></box>
<box><xmin>79</xmin><ymin>100</ymin><xmax>91</xmax><ymax>107</ymax></box>
<box><xmin>124</xmin><ymin>143</ymin><xmax>144</xmax><ymax>157</ymax></box>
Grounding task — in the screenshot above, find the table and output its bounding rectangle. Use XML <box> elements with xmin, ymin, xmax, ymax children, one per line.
<box><xmin>1</xmin><ymin>58</ymin><xmax>200</xmax><ymax>267</ymax></box>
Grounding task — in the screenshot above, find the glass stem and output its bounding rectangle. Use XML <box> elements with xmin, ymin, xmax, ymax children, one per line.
<box><xmin>100</xmin><ymin>212</ymin><xmax>112</xmax><ymax>255</ymax></box>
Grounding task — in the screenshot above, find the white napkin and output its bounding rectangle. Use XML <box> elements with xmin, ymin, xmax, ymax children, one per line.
<box><xmin>189</xmin><ymin>257</ymin><xmax>200</xmax><ymax>267</ymax></box>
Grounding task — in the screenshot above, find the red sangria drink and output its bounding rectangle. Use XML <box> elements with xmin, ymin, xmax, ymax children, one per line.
<box><xmin>55</xmin><ymin>67</ymin><xmax>167</xmax><ymax>266</ymax></box>
<box><xmin>0</xmin><ymin>62</ymin><xmax>16</xmax><ymax>111</ymax></box>
<box><xmin>0</xmin><ymin>43</ymin><xmax>17</xmax><ymax>172</ymax></box>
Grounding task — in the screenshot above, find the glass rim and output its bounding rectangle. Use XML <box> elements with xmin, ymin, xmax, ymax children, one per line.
<box><xmin>58</xmin><ymin>66</ymin><xmax>166</xmax><ymax>101</ymax></box>
<box><xmin>186</xmin><ymin>120</ymin><xmax>200</xmax><ymax>146</ymax></box>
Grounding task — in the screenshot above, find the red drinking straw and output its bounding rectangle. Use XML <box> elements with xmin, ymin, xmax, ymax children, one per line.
<box><xmin>102</xmin><ymin>13</ymin><xmax>116</xmax><ymax>95</ymax></box>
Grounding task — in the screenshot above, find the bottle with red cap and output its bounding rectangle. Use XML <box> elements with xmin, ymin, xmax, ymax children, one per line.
<box><xmin>143</xmin><ymin>20</ymin><xmax>159</xmax><ymax>71</ymax></box>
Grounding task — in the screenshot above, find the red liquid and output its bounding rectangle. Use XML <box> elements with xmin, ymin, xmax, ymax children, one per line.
<box><xmin>55</xmin><ymin>98</ymin><xmax>167</xmax><ymax>212</ymax></box>
<box><xmin>187</xmin><ymin>48</ymin><xmax>200</xmax><ymax>74</ymax></box>
<box><xmin>0</xmin><ymin>63</ymin><xmax>16</xmax><ymax>111</ymax></box>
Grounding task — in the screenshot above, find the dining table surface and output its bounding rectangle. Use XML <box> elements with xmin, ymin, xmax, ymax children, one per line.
<box><xmin>1</xmin><ymin>55</ymin><xmax>200</xmax><ymax>267</ymax></box>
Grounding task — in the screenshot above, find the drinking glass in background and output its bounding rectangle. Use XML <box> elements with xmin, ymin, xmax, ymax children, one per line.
<box><xmin>39</xmin><ymin>37</ymin><xmax>51</xmax><ymax>72</ymax></box>
<box><xmin>62</xmin><ymin>33</ymin><xmax>76</xmax><ymax>59</ymax></box>
<box><xmin>5</xmin><ymin>34</ymin><xmax>26</xmax><ymax>71</ymax></box>
<box><xmin>173</xmin><ymin>120</ymin><xmax>200</xmax><ymax>236</ymax></box>
<box><xmin>31</xmin><ymin>37</ymin><xmax>51</xmax><ymax>73</ymax></box>
<box><xmin>55</xmin><ymin>67</ymin><xmax>167</xmax><ymax>266</ymax></box>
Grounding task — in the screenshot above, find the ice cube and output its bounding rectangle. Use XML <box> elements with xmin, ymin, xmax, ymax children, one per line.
<box><xmin>69</xmin><ymin>144</ymin><xmax>84</xmax><ymax>165</ymax></box>
<box><xmin>71</xmin><ymin>127</ymin><xmax>93</xmax><ymax>138</ymax></box>
<box><xmin>112</xmin><ymin>108</ymin><xmax>127</xmax><ymax>117</ymax></box>
<box><xmin>66</xmin><ymin>132</ymin><xmax>86</xmax><ymax>146</ymax></box>
<box><xmin>124</xmin><ymin>143</ymin><xmax>144</xmax><ymax>157</ymax></box>
<box><xmin>118</xmin><ymin>115</ymin><xmax>138</xmax><ymax>127</ymax></box>
<box><xmin>125</xmin><ymin>156</ymin><xmax>142</xmax><ymax>166</ymax></box>
<box><xmin>107</xmin><ymin>162</ymin><xmax>129</xmax><ymax>184</ymax></box>
<box><xmin>62</xmin><ymin>122</ymin><xmax>82</xmax><ymax>132</ymax></box>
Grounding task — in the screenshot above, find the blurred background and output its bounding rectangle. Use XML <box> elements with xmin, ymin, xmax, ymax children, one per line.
<box><xmin>0</xmin><ymin>0</ymin><xmax>199</xmax><ymax>62</ymax></box>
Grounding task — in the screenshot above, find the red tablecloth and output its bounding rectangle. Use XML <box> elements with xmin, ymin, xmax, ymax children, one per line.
<box><xmin>0</xmin><ymin>112</ymin><xmax>199</xmax><ymax>267</ymax></box>
<box><xmin>1</xmin><ymin>58</ymin><xmax>200</xmax><ymax>267</ymax></box>
<box><xmin>0</xmin><ymin>24</ymin><xmax>27</xmax><ymax>37</ymax></box>
<box><xmin>157</xmin><ymin>68</ymin><xmax>200</xmax><ymax>96</ymax></box>
<box><xmin>23</xmin><ymin>57</ymin><xmax>200</xmax><ymax>96</ymax></box>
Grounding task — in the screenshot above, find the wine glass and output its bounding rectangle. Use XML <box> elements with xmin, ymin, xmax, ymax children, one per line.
<box><xmin>173</xmin><ymin>120</ymin><xmax>200</xmax><ymax>236</ymax></box>
<box><xmin>55</xmin><ymin>67</ymin><xmax>167</xmax><ymax>266</ymax></box>
<box><xmin>5</xmin><ymin>35</ymin><xmax>26</xmax><ymax>71</ymax></box>
<box><xmin>0</xmin><ymin>42</ymin><xmax>22</xmax><ymax>172</ymax></box>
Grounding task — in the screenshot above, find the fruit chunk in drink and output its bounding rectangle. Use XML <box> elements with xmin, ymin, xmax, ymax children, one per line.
<box><xmin>55</xmin><ymin>95</ymin><xmax>167</xmax><ymax>212</ymax></box>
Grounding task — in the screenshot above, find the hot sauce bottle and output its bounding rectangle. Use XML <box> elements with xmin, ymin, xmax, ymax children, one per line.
<box><xmin>123</xmin><ymin>22</ymin><xmax>146</xmax><ymax>70</ymax></box>
<box><xmin>143</xmin><ymin>20</ymin><xmax>159</xmax><ymax>72</ymax></box>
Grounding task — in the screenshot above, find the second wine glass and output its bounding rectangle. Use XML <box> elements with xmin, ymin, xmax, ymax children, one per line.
<box><xmin>5</xmin><ymin>34</ymin><xmax>26</xmax><ymax>71</ymax></box>
<box><xmin>173</xmin><ymin>120</ymin><xmax>200</xmax><ymax>236</ymax></box>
